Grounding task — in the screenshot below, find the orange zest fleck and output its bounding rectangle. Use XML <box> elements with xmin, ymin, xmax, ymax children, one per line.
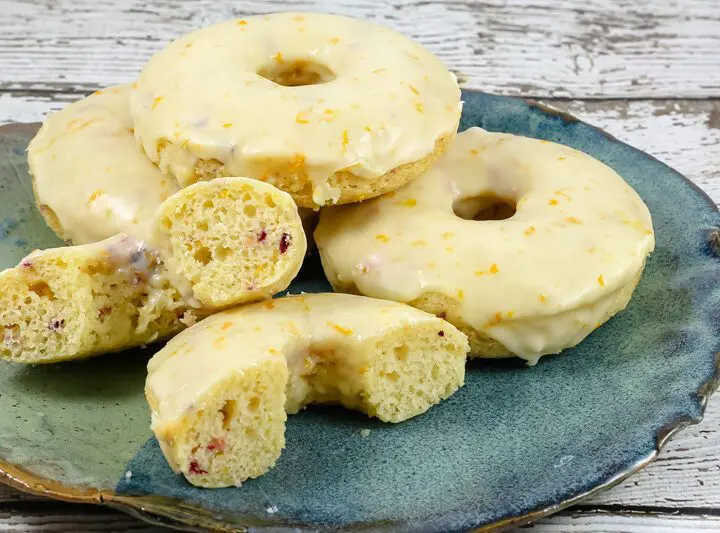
<box><xmin>415</xmin><ymin>103</ymin><xmax>424</xmax><ymax>113</ymax></box>
<box><xmin>328</xmin><ymin>322</ymin><xmax>353</xmax><ymax>335</ymax></box>
<box><xmin>474</xmin><ymin>270</ymin><xmax>485</xmax><ymax>277</ymax></box>
<box><xmin>470</xmin><ymin>149</ymin><xmax>479</xmax><ymax>155</ymax></box>
<box><xmin>443</xmin><ymin>232</ymin><xmax>454</xmax><ymax>239</ymax></box>
<box><xmin>538</xmin><ymin>294</ymin><xmax>548</xmax><ymax>303</ymax></box>
<box><xmin>237</xmin><ymin>19</ymin><xmax>247</xmax><ymax>25</ymax></box>
<box><xmin>555</xmin><ymin>190</ymin><xmax>571</xmax><ymax>200</ymax></box>
<box><xmin>152</xmin><ymin>96</ymin><xmax>164</xmax><ymax>109</ymax></box>
<box><xmin>213</xmin><ymin>337</ymin><xmax>225</xmax><ymax>349</ymax></box>
<box><xmin>222</xmin><ymin>123</ymin><xmax>232</xmax><ymax>128</ymax></box>
<box><xmin>87</xmin><ymin>189</ymin><xmax>104</xmax><ymax>205</ymax></box>
<box><xmin>264</xmin><ymin>300</ymin><xmax>275</xmax><ymax>310</ymax></box>
<box><xmin>401</xmin><ymin>198</ymin><xmax>417</xmax><ymax>207</ymax></box>
<box><xmin>329</xmin><ymin>37</ymin><xmax>340</xmax><ymax>44</ymax></box>
<box><xmin>290</xmin><ymin>153</ymin><xmax>306</xmax><ymax>170</ymax></box>
<box><xmin>598</xmin><ymin>275</ymin><xmax>605</xmax><ymax>286</ymax></box>
<box><xmin>558</xmin><ymin>156</ymin><xmax>566</xmax><ymax>161</ymax></box>
<box><xmin>524</xmin><ymin>226</ymin><xmax>536</xmax><ymax>236</ymax></box>
<box><xmin>273</xmin><ymin>52</ymin><xmax>284</xmax><ymax>63</ymax></box>
<box><xmin>489</xmin><ymin>263</ymin><xmax>499</xmax><ymax>274</ymax></box>
<box><xmin>295</xmin><ymin>113</ymin><xmax>309</xmax><ymax>124</ymax></box>
<box><xmin>457</xmin><ymin>289</ymin><xmax>464</xmax><ymax>300</ymax></box>
<box><xmin>126</xmin><ymin>127</ymin><xmax>134</xmax><ymax>135</ymax></box>
<box><xmin>376</xmin><ymin>234</ymin><xmax>390</xmax><ymax>243</ymax></box>
<box><xmin>342</xmin><ymin>129</ymin><xmax>349</xmax><ymax>150</ymax></box>
<box><xmin>565</xmin><ymin>216</ymin><xmax>582</xmax><ymax>224</ymax></box>
<box><xmin>364</xmin><ymin>126</ymin><xmax>372</xmax><ymax>133</ymax></box>
<box><xmin>548</xmin><ymin>198</ymin><xmax>559</xmax><ymax>206</ymax></box>
<box><xmin>221</xmin><ymin>321</ymin><xmax>233</xmax><ymax>331</ymax></box>
<box><xmin>507</xmin><ymin>311</ymin><xmax>514</xmax><ymax>318</ymax></box>
<box><xmin>409</xmin><ymin>84</ymin><xmax>420</xmax><ymax>95</ymax></box>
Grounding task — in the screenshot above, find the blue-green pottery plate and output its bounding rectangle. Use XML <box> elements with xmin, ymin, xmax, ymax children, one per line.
<box><xmin>0</xmin><ymin>91</ymin><xmax>718</xmax><ymax>533</ymax></box>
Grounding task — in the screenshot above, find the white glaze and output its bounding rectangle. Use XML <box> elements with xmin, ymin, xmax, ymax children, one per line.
<box><xmin>28</xmin><ymin>85</ymin><xmax>179</xmax><ymax>244</ymax></box>
<box><xmin>146</xmin><ymin>293</ymin><xmax>455</xmax><ymax>423</ymax></box>
<box><xmin>315</xmin><ymin>128</ymin><xmax>656</xmax><ymax>362</ymax></box>
<box><xmin>130</xmin><ymin>12</ymin><xmax>461</xmax><ymax>205</ymax></box>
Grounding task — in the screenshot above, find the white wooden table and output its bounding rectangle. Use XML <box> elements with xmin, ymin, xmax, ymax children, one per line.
<box><xmin>1</xmin><ymin>0</ymin><xmax>719</xmax><ymax>531</ymax></box>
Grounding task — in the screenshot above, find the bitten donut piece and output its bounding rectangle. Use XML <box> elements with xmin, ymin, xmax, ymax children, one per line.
<box><xmin>28</xmin><ymin>84</ymin><xmax>179</xmax><ymax>244</ymax></box>
<box><xmin>0</xmin><ymin>179</ymin><xmax>306</xmax><ymax>364</ymax></box>
<box><xmin>130</xmin><ymin>12</ymin><xmax>461</xmax><ymax>208</ymax></box>
<box><xmin>145</xmin><ymin>293</ymin><xmax>469</xmax><ymax>488</ymax></box>
<box><xmin>316</xmin><ymin>128</ymin><xmax>655</xmax><ymax>364</ymax></box>
<box><xmin>154</xmin><ymin>178</ymin><xmax>306</xmax><ymax>309</ymax></box>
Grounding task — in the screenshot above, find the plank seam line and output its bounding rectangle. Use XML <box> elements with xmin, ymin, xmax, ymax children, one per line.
<box><xmin>1</xmin><ymin>87</ymin><xmax>720</xmax><ymax>102</ymax></box>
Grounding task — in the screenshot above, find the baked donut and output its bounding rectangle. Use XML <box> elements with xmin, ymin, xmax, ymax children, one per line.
<box><xmin>315</xmin><ymin>128</ymin><xmax>655</xmax><ymax>364</ymax></box>
<box><xmin>145</xmin><ymin>293</ymin><xmax>469</xmax><ymax>488</ymax></box>
<box><xmin>0</xmin><ymin>178</ymin><xmax>306</xmax><ymax>364</ymax></box>
<box><xmin>28</xmin><ymin>84</ymin><xmax>179</xmax><ymax>244</ymax></box>
<box><xmin>130</xmin><ymin>12</ymin><xmax>461</xmax><ymax>208</ymax></box>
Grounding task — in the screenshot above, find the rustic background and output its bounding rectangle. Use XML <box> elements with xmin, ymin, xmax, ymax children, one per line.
<box><xmin>0</xmin><ymin>0</ymin><xmax>719</xmax><ymax>531</ymax></box>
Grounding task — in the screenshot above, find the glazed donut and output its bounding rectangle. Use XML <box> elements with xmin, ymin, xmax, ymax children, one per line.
<box><xmin>130</xmin><ymin>12</ymin><xmax>461</xmax><ymax>208</ymax></box>
<box><xmin>315</xmin><ymin>128</ymin><xmax>655</xmax><ymax>364</ymax></box>
<box><xmin>0</xmin><ymin>178</ymin><xmax>306</xmax><ymax>364</ymax></box>
<box><xmin>145</xmin><ymin>293</ymin><xmax>469</xmax><ymax>488</ymax></box>
<box><xmin>28</xmin><ymin>84</ymin><xmax>179</xmax><ymax>244</ymax></box>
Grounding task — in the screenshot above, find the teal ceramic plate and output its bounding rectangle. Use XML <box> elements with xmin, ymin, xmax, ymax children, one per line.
<box><xmin>1</xmin><ymin>91</ymin><xmax>718</xmax><ymax>532</ymax></box>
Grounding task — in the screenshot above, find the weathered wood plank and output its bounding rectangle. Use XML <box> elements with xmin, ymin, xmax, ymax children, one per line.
<box><xmin>527</xmin><ymin>512</ymin><xmax>720</xmax><ymax>532</ymax></box>
<box><xmin>0</xmin><ymin>507</ymin><xmax>166</xmax><ymax>532</ymax></box>
<box><xmin>2</xmin><ymin>0</ymin><xmax>720</xmax><ymax>98</ymax></box>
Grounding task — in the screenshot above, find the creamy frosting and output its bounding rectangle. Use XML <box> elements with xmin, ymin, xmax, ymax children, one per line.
<box><xmin>315</xmin><ymin>128</ymin><xmax>656</xmax><ymax>363</ymax></box>
<box><xmin>130</xmin><ymin>12</ymin><xmax>461</xmax><ymax>205</ymax></box>
<box><xmin>146</xmin><ymin>293</ymin><xmax>453</xmax><ymax>424</ymax></box>
<box><xmin>28</xmin><ymin>84</ymin><xmax>179</xmax><ymax>244</ymax></box>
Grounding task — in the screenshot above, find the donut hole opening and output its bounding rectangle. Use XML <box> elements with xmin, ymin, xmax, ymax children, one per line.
<box><xmin>258</xmin><ymin>59</ymin><xmax>336</xmax><ymax>87</ymax></box>
<box><xmin>453</xmin><ymin>194</ymin><xmax>516</xmax><ymax>221</ymax></box>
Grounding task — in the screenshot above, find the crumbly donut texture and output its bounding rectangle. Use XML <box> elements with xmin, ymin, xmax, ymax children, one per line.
<box><xmin>0</xmin><ymin>178</ymin><xmax>306</xmax><ymax>363</ymax></box>
<box><xmin>28</xmin><ymin>84</ymin><xmax>179</xmax><ymax>244</ymax></box>
<box><xmin>315</xmin><ymin>128</ymin><xmax>656</xmax><ymax>364</ymax></box>
<box><xmin>154</xmin><ymin>178</ymin><xmax>306</xmax><ymax>309</ymax></box>
<box><xmin>146</xmin><ymin>293</ymin><xmax>468</xmax><ymax>488</ymax></box>
<box><xmin>130</xmin><ymin>12</ymin><xmax>461</xmax><ymax>208</ymax></box>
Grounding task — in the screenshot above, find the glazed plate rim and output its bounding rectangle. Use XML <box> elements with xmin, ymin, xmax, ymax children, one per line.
<box><xmin>1</xmin><ymin>89</ymin><xmax>719</xmax><ymax>532</ymax></box>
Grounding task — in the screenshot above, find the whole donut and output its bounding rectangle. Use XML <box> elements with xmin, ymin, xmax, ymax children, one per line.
<box><xmin>28</xmin><ymin>85</ymin><xmax>179</xmax><ymax>244</ymax></box>
<box><xmin>315</xmin><ymin>128</ymin><xmax>656</xmax><ymax>364</ymax></box>
<box><xmin>130</xmin><ymin>12</ymin><xmax>461</xmax><ymax>208</ymax></box>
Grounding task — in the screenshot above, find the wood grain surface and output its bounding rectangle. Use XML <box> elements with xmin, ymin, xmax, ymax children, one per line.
<box><xmin>1</xmin><ymin>0</ymin><xmax>719</xmax><ymax>531</ymax></box>
<box><xmin>1</xmin><ymin>0</ymin><xmax>720</xmax><ymax>98</ymax></box>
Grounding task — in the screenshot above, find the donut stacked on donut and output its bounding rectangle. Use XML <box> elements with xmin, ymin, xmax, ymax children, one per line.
<box><xmin>129</xmin><ymin>12</ymin><xmax>461</xmax><ymax>208</ymax></box>
<box><xmin>316</xmin><ymin>128</ymin><xmax>655</xmax><ymax>364</ymax></box>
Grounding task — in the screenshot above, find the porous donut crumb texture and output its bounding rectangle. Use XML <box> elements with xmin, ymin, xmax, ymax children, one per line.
<box><xmin>154</xmin><ymin>177</ymin><xmax>307</xmax><ymax>309</ymax></box>
<box><xmin>146</xmin><ymin>293</ymin><xmax>468</xmax><ymax>488</ymax></box>
<box><xmin>0</xmin><ymin>236</ymin><xmax>188</xmax><ymax>364</ymax></box>
<box><xmin>166</xmin><ymin>135</ymin><xmax>452</xmax><ymax>209</ymax></box>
